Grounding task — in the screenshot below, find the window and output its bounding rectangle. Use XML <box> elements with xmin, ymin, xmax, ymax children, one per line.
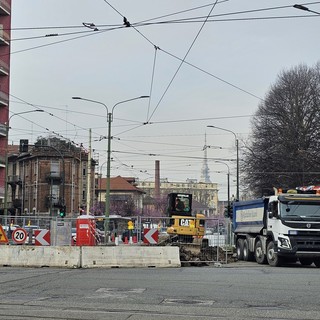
<box><xmin>51</xmin><ymin>160</ymin><xmax>60</xmax><ymax>177</ymax></box>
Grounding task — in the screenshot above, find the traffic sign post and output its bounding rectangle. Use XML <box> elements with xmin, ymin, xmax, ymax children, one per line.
<box><xmin>12</xmin><ymin>228</ymin><xmax>27</xmax><ymax>244</ymax></box>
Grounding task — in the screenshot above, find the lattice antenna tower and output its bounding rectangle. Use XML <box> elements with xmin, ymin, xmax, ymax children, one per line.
<box><xmin>200</xmin><ymin>133</ymin><xmax>211</xmax><ymax>183</ymax></box>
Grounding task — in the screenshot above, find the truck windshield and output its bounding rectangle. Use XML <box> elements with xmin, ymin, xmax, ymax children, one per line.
<box><xmin>279</xmin><ymin>201</ymin><xmax>320</xmax><ymax>219</ymax></box>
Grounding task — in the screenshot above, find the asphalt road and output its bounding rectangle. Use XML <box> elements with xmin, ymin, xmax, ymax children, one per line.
<box><xmin>0</xmin><ymin>262</ymin><xmax>319</xmax><ymax>320</ymax></box>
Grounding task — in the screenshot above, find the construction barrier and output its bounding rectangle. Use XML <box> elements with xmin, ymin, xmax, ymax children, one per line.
<box><xmin>0</xmin><ymin>245</ymin><xmax>180</xmax><ymax>268</ymax></box>
<box><xmin>81</xmin><ymin>246</ymin><xmax>180</xmax><ymax>268</ymax></box>
<box><xmin>0</xmin><ymin>246</ymin><xmax>80</xmax><ymax>268</ymax></box>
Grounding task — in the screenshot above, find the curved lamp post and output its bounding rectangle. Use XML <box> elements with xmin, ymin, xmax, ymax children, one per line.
<box><xmin>207</xmin><ymin>125</ymin><xmax>239</xmax><ymax>200</ymax></box>
<box><xmin>72</xmin><ymin>95</ymin><xmax>149</xmax><ymax>241</ymax></box>
<box><xmin>4</xmin><ymin>110</ymin><xmax>44</xmax><ymax>221</ymax></box>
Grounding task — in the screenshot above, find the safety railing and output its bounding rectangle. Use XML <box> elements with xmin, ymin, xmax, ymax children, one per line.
<box><xmin>0</xmin><ymin>215</ymin><xmax>235</xmax><ymax>264</ymax></box>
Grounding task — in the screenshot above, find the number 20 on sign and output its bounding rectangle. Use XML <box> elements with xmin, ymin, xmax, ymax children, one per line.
<box><xmin>12</xmin><ymin>228</ymin><xmax>27</xmax><ymax>244</ymax></box>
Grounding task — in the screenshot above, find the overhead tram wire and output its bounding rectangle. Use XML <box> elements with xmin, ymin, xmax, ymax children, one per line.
<box><xmin>102</xmin><ymin>0</ymin><xmax>265</xmax><ymax>124</ymax></box>
<box><xmin>2</xmin><ymin>24</ymin><xmax>125</xmax><ymax>57</ymax></box>
<box><xmin>8</xmin><ymin>14</ymin><xmax>319</xmax><ymax>44</ymax></box>
<box><xmin>11</xmin><ymin>96</ymin><xmax>253</xmax><ymax>123</ymax></box>
<box><xmin>8</xmin><ymin>94</ymin><xmax>102</xmax><ymax>148</ymax></box>
<box><xmin>6</xmin><ymin>5</ymin><xmax>314</xmax><ymax>106</ymax></box>
<box><xmin>146</xmin><ymin>0</ymin><xmax>220</xmax><ymax>122</ymax></box>
<box><xmin>112</xmin><ymin>149</ymin><xmax>235</xmax><ymax>162</ymax></box>
<box><xmin>133</xmin><ymin>2</ymin><xmax>320</xmax><ymax>27</ymax></box>
<box><xmin>146</xmin><ymin>46</ymin><xmax>159</xmax><ymax>122</ymax></box>
<box><xmin>5</xmin><ymin>1</ymin><xmax>320</xmax><ymax>43</ymax></box>
<box><xmin>8</xmin><ymin>3</ymin><xmax>315</xmax><ymax>145</ymax></box>
<box><xmin>7</xmin><ymin>1</ymin><xmax>319</xmax><ymax>33</ymax></box>
<box><xmin>9</xmin><ymin>94</ymin><xmax>250</xmax><ymax>149</ymax></box>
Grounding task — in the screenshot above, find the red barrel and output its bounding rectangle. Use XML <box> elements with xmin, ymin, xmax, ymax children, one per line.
<box><xmin>76</xmin><ymin>215</ymin><xmax>96</xmax><ymax>246</ymax></box>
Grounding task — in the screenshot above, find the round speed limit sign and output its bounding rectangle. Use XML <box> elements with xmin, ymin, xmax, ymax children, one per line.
<box><xmin>12</xmin><ymin>228</ymin><xmax>27</xmax><ymax>244</ymax></box>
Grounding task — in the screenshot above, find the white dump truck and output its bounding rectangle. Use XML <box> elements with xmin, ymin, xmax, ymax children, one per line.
<box><xmin>233</xmin><ymin>187</ymin><xmax>320</xmax><ymax>267</ymax></box>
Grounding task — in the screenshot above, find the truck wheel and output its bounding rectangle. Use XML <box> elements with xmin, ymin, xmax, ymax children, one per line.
<box><xmin>267</xmin><ymin>241</ymin><xmax>282</xmax><ymax>267</ymax></box>
<box><xmin>255</xmin><ymin>240</ymin><xmax>267</xmax><ymax>264</ymax></box>
<box><xmin>236</xmin><ymin>238</ymin><xmax>244</xmax><ymax>260</ymax></box>
<box><xmin>299</xmin><ymin>258</ymin><xmax>313</xmax><ymax>266</ymax></box>
<box><xmin>313</xmin><ymin>258</ymin><xmax>320</xmax><ymax>268</ymax></box>
<box><xmin>243</xmin><ymin>239</ymin><xmax>254</xmax><ymax>261</ymax></box>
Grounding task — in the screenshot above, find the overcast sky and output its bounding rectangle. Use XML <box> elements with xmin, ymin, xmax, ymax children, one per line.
<box><xmin>8</xmin><ymin>0</ymin><xmax>320</xmax><ymax>200</ymax></box>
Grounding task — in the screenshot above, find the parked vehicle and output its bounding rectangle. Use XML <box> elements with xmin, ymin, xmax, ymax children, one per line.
<box><xmin>233</xmin><ymin>187</ymin><xmax>320</xmax><ymax>267</ymax></box>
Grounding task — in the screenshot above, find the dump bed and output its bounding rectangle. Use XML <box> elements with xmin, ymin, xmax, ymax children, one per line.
<box><xmin>233</xmin><ymin>198</ymin><xmax>269</xmax><ymax>234</ymax></box>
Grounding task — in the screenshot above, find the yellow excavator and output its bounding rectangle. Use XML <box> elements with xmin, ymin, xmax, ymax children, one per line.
<box><xmin>166</xmin><ymin>193</ymin><xmax>206</xmax><ymax>243</ymax></box>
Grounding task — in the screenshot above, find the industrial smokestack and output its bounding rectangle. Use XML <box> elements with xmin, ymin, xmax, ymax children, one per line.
<box><xmin>155</xmin><ymin>160</ymin><xmax>160</xmax><ymax>199</ymax></box>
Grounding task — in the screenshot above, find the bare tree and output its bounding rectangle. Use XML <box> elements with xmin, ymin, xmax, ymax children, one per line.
<box><xmin>242</xmin><ymin>62</ymin><xmax>320</xmax><ymax>197</ymax></box>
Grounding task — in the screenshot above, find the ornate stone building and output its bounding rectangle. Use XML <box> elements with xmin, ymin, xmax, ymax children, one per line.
<box><xmin>6</xmin><ymin>137</ymin><xmax>95</xmax><ymax>217</ymax></box>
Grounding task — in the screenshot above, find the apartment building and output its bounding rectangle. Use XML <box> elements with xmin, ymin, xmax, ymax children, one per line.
<box><xmin>0</xmin><ymin>0</ymin><xmax>11</xmax><ymax>207</ymax></box>
<box><xmin>7</xmin><ymin>137</ymin><xmax>95</xmax><ymax>217</ymax></box>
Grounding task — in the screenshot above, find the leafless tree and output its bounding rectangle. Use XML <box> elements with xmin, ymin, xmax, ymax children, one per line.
<box><xmin>242</xmin><ymin>62</ymin><xmax>320</xmax><ymax>197</ymax></box>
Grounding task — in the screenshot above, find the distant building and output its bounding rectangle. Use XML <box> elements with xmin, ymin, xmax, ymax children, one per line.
<box><xmin>95</xmin><ymin>176</ymin><xmax>145</xmax><ymax>214</ymax></box>
<box><xmin>136</xmin><ymin>179</ymin><xmax>218</xmax><ymax>217</ymax></box>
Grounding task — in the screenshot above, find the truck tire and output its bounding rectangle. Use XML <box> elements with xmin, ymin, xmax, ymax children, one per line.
<box><xmin>313</xmin><ymin>258</ymin><xmax>320</xmax><ymax>268</ymax></box>
<box><xmin>236</xmin><ymin>238</ymin><xmax>244</xmax><ymax>260</ymax></box>
<box><xmin>299</xmin><ymin>258</ymin><xmax>313</xmax><ymax>266</ymax></box>
<box><xmin>255</xmin><ymin>239</ymin><xmax>267</xmax><ymax>264</ymax></box>
<box><xmin>243</xmin><ymin>239</ymin><xmax>254</xmax><ymax>261</ymax></box>
<box><xmin>266</xmin><ymin>241</ymin><xmax>282</xmax><ymax>267</ymax></box>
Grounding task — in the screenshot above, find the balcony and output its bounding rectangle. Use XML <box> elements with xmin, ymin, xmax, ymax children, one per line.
<box><xmin>0</xmin><ymin>0</ymin><xmax>10</xmax><ymax>15</ymax></box>
<box><xmin>0</xmin><ymin>28</ymin><xmax>9</xmax><ymax>45</ymax></box>
<box><xmin>8</xmin><ymin>175</ymin><xmax>22</xmax><ymax>185</ymax></box>
<box><xmin>45</xmin><ymin>195</ymin><xmax>63</xmax><ymax>207</ymax></box>
<box><xmin>0</xmin><ymin>59</ymin><xmax>9</xmax><ymax>76</ymax></box>
<box><xmin>0</xmin><ymin>122</ymin><xmax>6</xmax><ymax>136</ymax></box>
<box><xmin>46</xmin><ymin>172</ymin><xmax>62</xmax><ymax>183</ymax></box>
<box><xmin>0</xmin><ymin>154</ymin><xmax>5</xmax><ymax>166</ymax></box>
<box><xmin>0</xmin><ymin>91</ymin><xmax>8</xmax><ymax>106</ymax></box>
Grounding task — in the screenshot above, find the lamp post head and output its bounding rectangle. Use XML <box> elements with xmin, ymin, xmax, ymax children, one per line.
<box><xmin>293</xmin><ymin>4</ymin><xmax>309</xmax><ymax>11</ymax></box>
<box><xmin>72</xmin><ymin>97</ymin><xmax>82</xmax><ymax>100</ymax></box>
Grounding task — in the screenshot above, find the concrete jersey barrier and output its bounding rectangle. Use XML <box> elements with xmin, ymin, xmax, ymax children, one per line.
<box><xmin>81</xmin><ymin>246</ymin><xmax>180</xmax><ymax>268</ymax></box>
<box><xmin>0</xmin><ymin>246</ymin><xmax>180</xmax><ymax>268</ymax></box>
<box><xmin>0</xmin><ymin>246</ymin><xmax>81</xmax><ymax>268</ymax></box>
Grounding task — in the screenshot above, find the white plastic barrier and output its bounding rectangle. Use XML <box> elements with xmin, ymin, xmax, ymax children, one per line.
<box><xmin>81</xmin><ymin>246</ymin><xmax>181</xmax><ymax>268</ymax></box>
<box><xmin>0</xmin><ymin>246</ymin><xmax>81</xmax><ymax>268</ymax></box>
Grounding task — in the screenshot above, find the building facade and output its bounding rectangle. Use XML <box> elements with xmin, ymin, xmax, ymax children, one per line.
<box><xmin>7</xmin><ymin>138</ymin><xmax>95</xmax><ymax>217</ymax></box>
<box><xmin>95</xmin><ymin>176</ymin><xmax>145</xmax><ymax>215</ymax></box>
<box><xmin>136</xmin><ymin>178</ymin><xmax>219</xmax><ymax>217</ymax></box>
<box><xmin>0</xmin><ymin>0</ymin><xmax>11</xmax><ymax>206</ymax></box>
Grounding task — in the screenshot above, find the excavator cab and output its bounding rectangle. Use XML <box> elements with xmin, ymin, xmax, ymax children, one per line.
<box><xmin>167</xmin><ymin>193</ymin><xmax>192</xmax><ymax>217</ymax></box>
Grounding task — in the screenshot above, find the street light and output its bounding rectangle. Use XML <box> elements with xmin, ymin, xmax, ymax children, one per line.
<box><xmin>72</xmin><ymin>95</ymin><xmax>149</xmax><ymax>241</ymax></box>
<box><xmin>4</xmin><ymin>109</ymin><xmax>44</xmax><ymax>220</ymax></box>
<box><xmin>207</xmin><ymin>125</ymin><xmax>239</xmax><ymax>200</ymax></box>
<box><xmin>215</xmin><ymin>160</ymin><xmax>230</xmax><ymax>212</ymax></box>
<box><xmin>293</xmin><ymin>4</ymin><xmax>320</xmax><ymax>15</ymax></box>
